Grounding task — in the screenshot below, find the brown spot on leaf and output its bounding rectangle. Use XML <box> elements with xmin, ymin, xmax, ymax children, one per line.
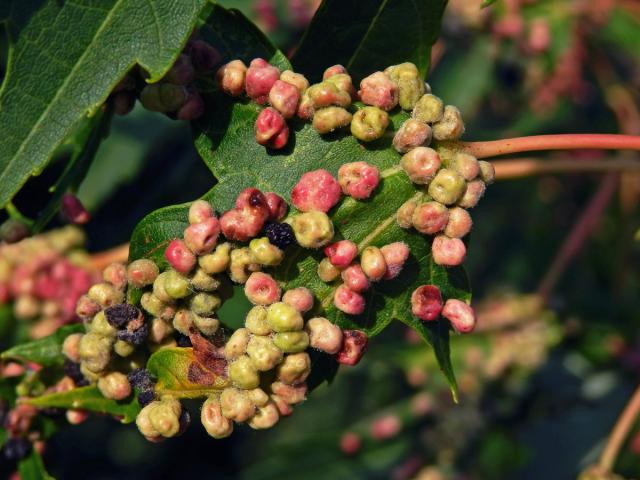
<box><xmin>189</xmin><ymin>330</ymin><xmax>228</xmax><ymax>377</ymax></box>
<box><xmin>187</xmin><ymin>362</ymin><xmax>215</xmax><ymax>385</ymax></box>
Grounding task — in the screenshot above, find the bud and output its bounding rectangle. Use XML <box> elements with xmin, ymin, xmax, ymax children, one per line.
<box><xmin>432</xmin><ymin>105</ymin><xmax>465</xmax><ymax>141</ymax></box>
<box><xmin>201</xmin><ymin>396</ymin><xmax>233</xmax><ymax>439</ymax></box>
<box><xmin>267</xmin><ymin>302</ymin><xmax>303</xmax><ymax>332</ymax></box>
<box><xmin>396</xmin><ymin>199</ymin><xmax>418</xmax><ymax>229</ymax></box>
<box><xmin>307</xmin><ymin>82</ymin><xmax>351</xmax><ymax>108</ymax></box>
<box><xmin>189</xmin><ymin>292</ymin><xmax>221</xmax><ymax>316</ymax></box>
<box><xmin>317</xmin><ymin>257</ymin><xmax>341</xmax><ymax>282</ymax></box>
<box><xmin>245</xmin><ymin>272</ymin><xmax>281</xmax><ymax>305</ymax></box>
<box><xmin>289</xmin><ymin>211</ymin><xmax>335</xmax><ymax>249</ymax></box>
<box><xmin>431</xmin><ymin>235</ymin><xmax>466</xmax><ymax>267</ymax></box>
<box><xmin>136</xmin><ymin>403</ymin><xmax>161</xmax><ymax>439</ymax></box>
<box><xmin>229</xmin><ymin>247</ymin><xmax>260</xmax><ymax>284</ymax></box>
<box><xmin>229</xmin><ymin>355</ymin><xmax>260</xmax><ymax>389</ymax></box>
<box><xmin>280</xmin><ymin>70</ymin><xmax>309</xmax><ymax>93</ymax></box>
<box><xmin>338</xmin><ymin>161</ymin><xmax>380</xmax><ymax>200</ymax></box>
<box><xmin>333</xmin><ymin>284</ymin><xmax>365</xmax><ymax>315</ymax></box>
<box><xmin>268</xmin><ymin>80</ymin><xmax>300</xmax><ymax>119</ymax></box>
<box><xmin>248</xmin><ymin>401</ymin><xmax>280</xmax><ymax>429</ymax></box>
<box><xmin>444</xmin><ymin>207</ymin><xmax>472</xmax><ymax>238</ymax></box>
<box><xmin>255</xmin><ymin>107</ymin><xmax>289</xmax><ymax>149</ymax></box>
<box><xmin>163</xmin><ymin>269</ymin><xmax>191</xmax><ymax>299</ymax></box>
<box><xmin>164</xmin><ymin>239</ymin><xmax>196</xmax><ymax>275</ymax></box>
<box><xmin>14</xmin><ymin>294</ymin><xmax>39</xmax><ymax>319</ymax></box>
<box><xmin>385</xmin><ymin>62</ymin><xmax>425</xmax><ymax>110</ymax></box>
<box><xmin>249</xmin><ymin>237</ymin><xmax>284</xmax><ymax>266</ymax></box>
<box><xmin>313</xmin><ymin>106</ymin><xmax>353</xmax><ymax>134</ymax></box>
<box><xmin>247</xmin><ymin>335</ymin><xmax>283</xmax><ymax>371</ymax></box>
<box><xmin>370</xmin><ymin>414</ymin><xmax>401</xmax><ymax>440</ymax></box>
<box><xmin>358</xmin><ymin>72</ymin><xmax>398</xmax><ymax>111</ymax></box>
<box><xmin>140</xmin><ymin>83</ymin><xmax>187</xmax><ymax>112</ymax></box>
<box><xmin>335</xmin><ymin>330</ymin><xmax>368</xmax><ymax>365</ymax></box>
<box><xmin>61</xmin><ymin>193</ymin><xmax>90</xmax><ymax>224</ymax></box>
<box><xmin>350</xmin><ymin>106</ymin><xmax>389</xmax><ymax>142</ymax></box>
<box><xmin>199</xmin><ymin>243</ymin><xmax>231</xmax><ymax>274</ymax></box>
<box><xmin>189</xmin><ymin>200</ymin><xmax>214</xmax><ymax>225</ymax></box>
<box><xmin>400</xmin><ymin>147</ymin><xmax>441</xmax><ymax>184</ymax></box>
<box><xmin>97</xmin><ymin>372</ymin><xmax>132</xmax><ymax>400</ymax></box>
<box><xmin>220</xmin><ymin>387</ymin><xmax>256</xmax><ymax>422</ymax></box>
<box><xmin>306</xmin><ymin>317</ymin><xmax>343</xmax><ymax>354</ymax></box>
<box><xmin>273</xmin><ymin>331</ymin><xmax>310</xmax><ymax>353</ymax></box>
<box><xmin>411</xmin><ymin>201</ymin><xmax>449</xmax><ymax>235</ymax></box>
<box><xmin>478</xmin><ymin>160</ymin><xmax>495</xmax><ymax>185</ymax></box>
<box><xmin>393</xmin><ymin>119</ymin><xmax>432</xmax><ymax>153</ymax></box>
<box><xmin>111</xmin><ymin>91</ymin><xmax>136</xmax><ymax>116</ymax></box>
<box><xmin>245</xmin><ymin>306</ymin><xmax>271</xmax><ymax>335</ymax></box>
<box><xmin>62</xmin><ymin>333</ymin><xmax>83</xmax><ymax>362</ymax></box>
<box><xmin>0</xmin><ymin>219</ymin><xmax>29</xmax><ymax>243</ymax></box>
<box><xmin>126</xmin><ymin>259</ymin><xmax>159</xmax><ymax>288</ymax></box>
<box><xmin>359</xmin><ymin>246</ymin><xmax>386</xmax><ymax>281</ymax></box>
<box><xmin>264</xmin><ymin>192</ymin><xmax>288</xmax><ymax>221</ymax></box>
<box><xmin>190</xmin><ymin>268</ymin><xmax>220</xmax><ymax>292</ymax></box>
<box><xmin>323</xmin><ymin>64</ymin><xmax>347</xmax><ymax>79</ymax></box>
<box><xmin>246</xmin><ymin>58</ymin><xmax>281</xmax><ymax>104</ymax></box>
<box><xmin>380</xmin><ymin>242</ymin><xmax>410</xmax><ymax>279</ymax></box>
<box><xmin>340</xmin><ymin>432</ymin><xmax>361</xmax><ymax>455</ymax></box>
<box><xmin>164</xmin><ymin>54</ymin><xmax>195</xmax><ymax>85</ymax></box>
<box><xmin>216</xmin><ymin>60</ymin><xmax>247</xmax><ymax>96</ymax></box>
<box><xmin>282</xmin><ymin>287</ymin><xmax>314</xmax><ymax>313</ymax></box>
<box><xmin>276</xmin><ymin>352</ymin><xmax>311</xmax><ymax>385</ymax></box>
<box><xmin>458</xmin><ymin>179</ymin><xmax>486</xmax><ymax>209</ymax></box>
<box><xmin>412</xmin><ymin>94</ymin><xmax>444</xmax><ymax>124</ymax></box>
<box><xmin>103</xmin><ymin>262</ymin><xmax>127</xmax><ymax>290</ymax></box>
<box><xmin>442</xmin><ymin>299</ymin><xmax>476</xmax><ymax>333</ymax></box>
<box><xmin>224</xmin><ymin>328</ymin><xmax>250</xmax><ymax>360</ymax></box>
<box><xmin>87</xmin><ymin>282</ymin><xmax>124</xmax><ymax>308</ymax></box>
<box><xmin>411</xmin><ymin>285</ymin><xmax>443</xmax><ymax>321</ymax></box>
<box><xmin>341</xmin><ymin>264</ymin><xmax>369</xmax><ymax>292</ymax></box>
<box><xmin>427</xmin><ymin>169</ymin><xmax>467</xmax><ymax>205</ymax></box>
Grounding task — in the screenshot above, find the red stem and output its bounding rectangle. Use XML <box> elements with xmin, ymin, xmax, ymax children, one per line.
<box><xmin>460</xmin><ymin>134</ymin><xmax>640</xmax><ymax>159</ymax></box>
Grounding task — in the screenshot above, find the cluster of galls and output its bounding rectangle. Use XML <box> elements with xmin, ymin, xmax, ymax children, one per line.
<box><xmin>112</xmin><ymin>34</ymin><xmax>220</xmax><ymax>119</ymax></box>
<box><xmin>0</xmin><ymin>227</ymin><xmax>99</xmax><ymax>338</ymax></box>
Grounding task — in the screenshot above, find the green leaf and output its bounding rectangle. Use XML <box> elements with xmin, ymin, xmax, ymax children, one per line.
<box><xmin>18</xmin><ymin>450</ymin><xmax>54</xmax><ymax>480</ymax></box>
<box><xmin>481</xmin><ymin>0</ymin><xmax>499</xmax><ymax>7</ymax></box>
<box><xmin>1</xmin><ymin>324</ymin><xmax>84</xmax><ymax>367</ymax></box>
<box><xmin>23</xmin><ymin>386</ymin><xmax>140</xmax><ymax>423</ymax></box>
<box><xmin>0</xmin><ymin>0</ymin><xmax>209</xmax><ymax>208</ymax></box>
<box><xmin>129</xmin><ymin>2</ymin><xmax>463</xmax><ymax>396</ymax></box>
<box><xmin>291</xmin><ymin>0</ymin><xmax>447</xmax><ymax>80</ymax></box>
<box><xmin>147</xmin><ymin>347</ymin><xmax>231</xmax><ymax>399</ymax></box>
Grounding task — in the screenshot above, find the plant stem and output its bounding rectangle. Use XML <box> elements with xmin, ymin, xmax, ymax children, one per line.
<box><xmin>460</xmin><ymin>134</ymin><xmax>640</xmax><ymax>159</ymax></box>
<box><xmin>90</xmin><ymin>243</ymin><xmax>129</xmax><ymax>270</ymax></box>
<box><xmin>599</xmin><ymin>385</ymin><xmax>640</xmax><ymax>473</ymax></box>
<box><xmin>494</xmin><ymin>157</ymin><xmax>640</xmax><ymax>180</ymax></box>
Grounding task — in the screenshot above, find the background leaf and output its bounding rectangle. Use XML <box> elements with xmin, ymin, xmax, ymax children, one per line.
<box><xmin>1</xmin><ymin>324</ymin><xmax>83</xmax><ymax>367</ymax></box>
<box><xmin>0</xmin><ymin>0</ymin><xmax>209</xmax><ymax>207</ymax></box>
<box><xmin>23</xmin><ymin>386</ymin><xmax>140</xmax><ymax>423</ymax></box>
<box><xmin>18</xmin><ymin>450</ymin><xmax>54</xmax><ymax>480</ymax></box>
<box><xmin>291</xmin><ymin>0</ymin><xmax>447</xmax><ymax>80</ymax></box>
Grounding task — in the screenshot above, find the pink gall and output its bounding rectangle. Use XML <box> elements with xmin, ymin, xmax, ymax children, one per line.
<box><xmin>442</xmin><ymin>299</ymin><xmax>476</xmax><ymax>333</ymax></box>
<box><xmin>410</xmin><ymin>285</ymin><xmax>443</xmax><ymax>321</ymax></box>
<box><xmin>431</xmin><ymin>235</ymin><xmax>466</xmax><ymax>267</ymax></box>
<box><xmin>333</xmin><ymin>285</ymin><xmax>365</xmax><ymax>315</ymax></box>
<box><xmin>380</xmin><ymin>242</ymin><xmax>410</xmax><ymax>279</ymax></box>
<box><xmin>358</xmin><ymin>72</ymin><xmax>399</xmax><ymax>111</ymax></box>
<box><xmin>338</xmin><ymin>161</ymin><xmax>380</xmax><ymax>200</ymax></box>
<box><xmin>324</xmin><ymin>240</ymin><xmax>358</xmax><ymax>269</ymax></box>
<box><xmin>291</xmin><ymin>169</ymin><xmax>342</xmax><ymax>213</ymax></box>
<box><xmin>335</xmin><ymin>329</ymin><xmax>368</xmax><ymax>365</ymax></box>
<box><xmin>245</xmin><ymin>58</ymin><xmax>280</xmax><ymax>104</ymax></box>
<box><xmin>341</xmin><ymin>264</ymin><xmax>370</xmax><ymax>293</ymax></box>
<box><xmin>164</xmin><ymin>239</ymin><xmax>196</xmax><ymax>274</ymax></box>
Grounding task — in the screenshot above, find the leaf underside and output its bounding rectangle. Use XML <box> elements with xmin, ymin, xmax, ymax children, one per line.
<box><xmin>130</xmin><ymin>3</ymin><xmax>465</xmax><ymax>398</ymax></box>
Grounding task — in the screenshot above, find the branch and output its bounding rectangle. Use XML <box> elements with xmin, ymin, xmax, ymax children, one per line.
<box><xmin>599</xmin><ymin>385</ymin><xmax>640</xmax><ymax>473</ymax></box>
<box><xmin>89</xmin><ymin>243</ymin><xmax>129</xmax><ymax>271</ymax></box>
<box><xmin>460</xmin><ymin>134</ymin><xmax>640</xmax><ymax>159</ymax></box>
<box><xmin>494</xmin><ymin>157</ymin><xmax>640</xmax><ymax>180</ymax></box>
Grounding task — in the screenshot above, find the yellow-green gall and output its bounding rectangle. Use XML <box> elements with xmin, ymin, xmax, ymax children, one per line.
<box><xmin>114</xmin><ymin>339</ymin><xmax>136</xmax><ymax>357</ymax></box>
<box><xmin>194</xmin><ymin>315</ymin><xmax>220</xmax><ymax>336</ymax></box>
<box><xmin>246</xmin><ymin>335</ymin><xmax>284</xmax><ymax>371</ymax></box>
<box><xmin>350</xmin><ymin>107</ymin><xmax>389</xmax><ymax>142</ymax></box>
<box><xmin>249</xmin><ymin>237</ymin><xmax>284</xmax><ymax>266</ymax></box>
<box><xmin>172</xmin><ymin>309</ymin><xmax>194</xmax><ymax>336</ymax></box>
<box><xmin>427</xmin><ymin>168</ymin><xmax>467</xmax><ymax>205</ymax></box>
<box><xmin>312</xmin><ymin>107</ymin><xmax>353</xmax><ymax>134</ymax></box>
<box><xmin>140</xmin><ymin>83</ymin><xmax>187</xmax><ymax>112</ymax></box>
<box><xmin>324</xmin><ymin>73</ymin><xmax>354</xmax><ymax>94</ymax></box>
<box><xmin>224</xmin><ymin>328</ymin><xmax>250</xmax><ymax>360</ymax></box>
<box><xmin>412</xmin><ymin>94</ymin><xmax>444</xmax><ymax>124</ymax></box>
<box><xmin>248</xmin><ymin>401</ymin><xmax>280</xmax><ymax>430</ymax></box>
<box><xmin>273</xmin><ymin>331</ymin><xmax>310</xmax><ymax>353</ymax></box>
<box><xmin>149</xmin><ymin>398</ymin><xmax>182</xmax><ymax>438</ymax></box>
<box><xmin>190</xmin><ymin>268</ymin><xmax>220</xmax><ymax>292</ymax></box>
<box><xmin>432</xmin><ymin>105</ymin><xmax>465</xmax><ymax>141</ymax></box>
<box><xmin>228</xmin><ymin>355</ymin><xmax>260</xmax><ymax>389</ymax></box>
<box><xmin>189</xmin><ymin>292</ymin><xmax>221</xmax><ymax>316</ymax></box>
<box><xmin>79</xmin><ymin>332</ymin><xmax>113</xmax><ymax>373</ymax></box>
<box><xmin>163</xmin><ymin>270</ymin><xmax>191</xmax><ymax>299</ymax></box>
<box><xmin>89</xmin><ymin>311</ymin><xmax>117</xmax><ymax>338</ymax></box>
<box><xmin>289</xmin><ymin>211</ymin><xmax>334</xmax><ymax>249</ymax></box>
<box><xmin>87</xmin><ymin>282</ymin><xmax>124</xmax><ymax>308</ymax></box>
<box><xmin>266</xmin><ymin>302</ymin><xmax>303</xmax><ymax>332</ymax></box>
<box><xmin>317</xmin><ymin>257</ymin><xmax>341</xmax><ymax>282</ymax></box>
<box><xmin>396</xmin><ymin>198</ymin><xmax>418</xmax><ymax>229</ymax></box>
<box><xmin>149</xmin><ymin>318</ymin><xmax>173</xmax><ymax>343</ymax></box>
<box><xmin>220</xmin><ymin>388</ymin><xmax>256</xmax><ymax>422</ymax></box>
<box><xmin>306</xmin><ymin>81</ymin><xmax>351</xmax><ymax>108</ymax></box>
<box><xmin>385</xmin><ymin>62</ymin><xmax>425</xmax><ymax>110</ymax></box>
<box><xmin>198</xmin><ymin>243</ymin><xmax>232</xmax><ymax>274</ymax></box>
<box><xmin>140</xmin><ymin>292</ymin><xmax>175</xmax><ymax>321</ymax></box>
<box><xmin>62</xmin><ymin>333</ymin><xmax>82</xmax><ymax>362</ymax></box>
<box><xmin>280</xmin><ymin>70</ymin><xmax>309</xmax><ymax>93</ymax></box>
<box><xmin>276</xmin><ymin>352</ymin><xmax>311</xmax><ymax>385</ymax></box>
<box><xmin>152</xmin><ymin>272</ymin><xmax>174</xmax><ymax>303</ymax></box>
<box><xmin>245</xmin><ymin>306</ymin><xmax>271</xmax><ymax>335</ymax></box>
<box><xmin>229</xmin><ymin>247</ymin><xmax>261</xmax><ymax>284</ymax></box>
<box><xmin>360</xmin><ymin>246</ymin><xmax>387</xmax><ymax>281</ymax></box>
<box><xmin>247</xmin><ymin>388</ymin><xmax>270</xmax><ymax>407</ymax></box>
<box><xmin>306</xmin><ymin>317</ymin><xmax>343</xmax><ymax>354</ymax></box>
